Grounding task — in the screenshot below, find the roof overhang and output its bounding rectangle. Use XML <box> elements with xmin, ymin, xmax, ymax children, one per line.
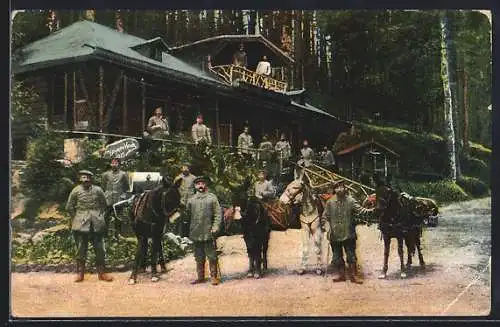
<box><xmin>171</xmin><ymin>34</ymin><xmax>295</xmax><ymax>66</ymax></box>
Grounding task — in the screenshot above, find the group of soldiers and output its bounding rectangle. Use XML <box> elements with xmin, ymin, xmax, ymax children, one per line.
<box><xmin>145</xmin><ymin>108</ymin><xmax>211</xmax><ymax>145</ymax></box>
<box><xmin>64</xmin><ymin>157</ymin><xmax>279</xmax><ymax>285</ymax></box>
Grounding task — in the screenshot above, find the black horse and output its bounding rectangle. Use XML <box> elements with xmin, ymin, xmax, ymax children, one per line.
<box><xmin>227</xmin><ymin>177</ymin><xmax>272</xmax><ymax>278</ymax></box>
<box><xmin>128</xmin><ymin>177</ymin><xmax>181</xmax><ymax>284</ymax></box>
<box><xmin>241</xmin><ymin>196</ymin><xmax>272</xmax><ymax>279</ymax></box>
<box><xmin>376</xmin><ymin>183</ymin><xmax>425</xmax><ymax>279</ymax></box>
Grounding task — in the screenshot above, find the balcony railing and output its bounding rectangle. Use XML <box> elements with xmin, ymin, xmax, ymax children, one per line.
<box><xmin>209</xmin><ymin>64</ymin><xmax>288</xmax><ymax>93</ymax></box>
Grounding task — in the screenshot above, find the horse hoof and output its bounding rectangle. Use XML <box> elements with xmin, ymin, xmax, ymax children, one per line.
<box><xmin>378</xmin><ymin>273</ymin><xmax>387</xmax><ymax>279</ymax></box>
<box><xmin>297</xmin><ymin>269</ymin><xmax>305</xmax><ymax>275</ymax></box>
<box><xmin>151</xmin><ymin>276</ymin><xmax>160</xmax><ymax>282</ymax></box>
<box><xmin>316</xmin><ymin>269</ymin><xmax>323</xmax><ymax>275</ymax></box>
<box><xmin>253</xmin><ymin>273</ymin><xmax>261</xmax><ymax>279</ymax></box>
<box><xmin>128</xmin><ymin>279</ymin><xmax>136</xmax><ymax>285</ymax></box>
<box><xmin>400</xmin><ymin>272</ymin><xmax>407</xmax><ymax>278</ymax></box>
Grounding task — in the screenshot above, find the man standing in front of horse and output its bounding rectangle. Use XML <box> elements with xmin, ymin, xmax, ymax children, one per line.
<box><xmin>66</xmin><ymin>170</ymin><xmax>113</xmax><ymax>283</ymax></box>
<box><xmin>186</xmin><ymin>176</ymin><xmax>222</xmax><ymax>286</ymax></box>
<box><xmin>320</xmin><ymin>180</ymin><xmax>375</xmax><ymax>284</ymax></box>
<box><xmin>102</xmin><ymin>158</ymin><xmax>130</xmax><ymax>236</ymax></box>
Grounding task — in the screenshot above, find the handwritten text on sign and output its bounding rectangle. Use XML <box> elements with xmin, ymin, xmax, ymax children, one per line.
<box><xmin>103</xmin><ymin>138</ymin><xmax>140</xmax><ymax>160</ymax></box>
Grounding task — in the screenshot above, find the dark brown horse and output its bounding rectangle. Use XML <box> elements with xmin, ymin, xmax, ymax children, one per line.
<box><xmin>128</xmin><ymin>177</ymin><xmax>181</xmax><ymax>284</ymax></box>
<box><xmin>375</xmin><ymin>185</ymin><xmax>425</xmax><ymax>279</ymax></box>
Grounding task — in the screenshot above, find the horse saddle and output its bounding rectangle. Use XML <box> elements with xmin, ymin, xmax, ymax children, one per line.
<box><xmin>132</xmin><ymin>191</ymin><xmax>153</xmax><ymax>223</ymax></box>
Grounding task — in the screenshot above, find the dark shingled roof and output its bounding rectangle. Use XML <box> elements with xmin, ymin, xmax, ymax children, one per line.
<box><xmin>12</xmin><ymin>20</ymin><xmax>223</xmax><ymax>86</ymax></box>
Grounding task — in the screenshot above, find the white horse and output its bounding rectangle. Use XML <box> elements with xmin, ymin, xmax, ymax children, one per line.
<box><xmin>279</xmin><ymin>178</ymin><xmax>324</xmax><ymax>275</ymax></box>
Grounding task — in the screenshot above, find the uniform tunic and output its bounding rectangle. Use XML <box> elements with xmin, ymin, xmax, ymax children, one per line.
<box><xmin>176</xmin><ymin>173</ymin><xmax>196</xmax><ymax>206</ymax></box>
<box><xmin>191</xmin><ymin>123</ymin><xmax>212</xmax><ymax>144</ymax></box>
<box><xmin>101</xmin><ymin>170</ymin><xmax>130</xmax><ymax>206</ymax></box>
<box><xmin>258</xmin><ymin>141</ymin><xmax>274</xmax><ymax>161</ymax></box>
<box><xmin>275</xmin><ymin>140</ymin><xmax>292</xmax><ymax>160</ymax></box>
<box><xmin>65</xmin><ymin>185</ymin><xmax>107</xmax><ymax>233</ymax></box>
<box><xmin>147</xmin><ymin>116</ymin><xmax>170</xmax><ymax>138</ymax></box>
<box><xmin>238</xmin><ymin>133</ymin><xmax>254</xmax><ymax>154</ymax></box>
<box><xmin>300</xmin><ymin>147</ymin><xmax>315</xmax><ymax>166</ymax></box>
<box><xmin>320</xmin><ymin>150</ymin><xmax>335</xmax><ymax>167</ymax></box>
<box><xmin>321</xmin><ymin>195</ymin><xmax>373</xmax><ymax>242</ymax></box>
<box><xmin>254</xmin><ymin>180</ymin><xmax>275</xmax><ymax>200</ymax></box>
<box><xmin>186</xmin><ymin>192</ymin><xmax>221</xmax><ymax>242</ymax></box>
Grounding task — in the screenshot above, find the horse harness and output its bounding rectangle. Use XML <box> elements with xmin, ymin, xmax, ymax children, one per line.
<box><xmin>133</xmin><ymin>188</ymin><xmax>176</xmax><ymax>225</ymax></box>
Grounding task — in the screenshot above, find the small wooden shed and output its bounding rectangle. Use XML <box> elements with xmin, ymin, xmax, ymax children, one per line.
<box><xmin>335</xmin><ymin>139</ymin><xmax>400</xmax><ymax>181</ymax></box>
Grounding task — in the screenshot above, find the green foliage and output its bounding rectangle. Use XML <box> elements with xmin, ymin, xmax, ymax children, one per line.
<box><xmin>396</xmin><ymin>180</ymin><xmax>469</xmax><ymax>204</ymax></box>
<box><xmin>11</xmin><ymin>79</ymin><xmax>45</xmax><ymax>139</ymax></box>
<box><xmin>20</xmin><ymin>132</ymin><xmax>71</xmax><ymax>209</ymax></box>
<box><xmin>350</xmin><ymin>122</ymin><xmax>449</xmax><ymax>176</ymax></box>
<box><xmin>460</xmin><ymin>155</ymin><xmax>490</xmax><ymax>185</ymax></box>
<box><xmin>456</xmin><ymin>176</ymin><xmax>490</xmax><ymax>198</ymax></box>
<box><xmin>12</xmin><ymin>227</ymin><xmax>187</xmax><ymax>268</ymax></box>
<box><xmin>469</xmin><ymin>142</ymin><xmax>491</xmax><ymax>162</ymax></box>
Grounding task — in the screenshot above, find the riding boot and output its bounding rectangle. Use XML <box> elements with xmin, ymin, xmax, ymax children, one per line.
<box><xmin>332</xmin><ymin>264</ymin><xmax>346</xmax><ymax>282</ymax></box>
<box><xmin>191</xmin><ymin>261</ymin><xmax>206</xmax><ymax>284</ymax></box>
<box><xmin>209</xmin><ymin>260</ymin><xmax>220</xmax><ymax>286</ymax></box>
<box><xmin>74</xmin><ymin>261</ymin><xmax>85</xmax><ymax>283</ymax></box>
<box><xmin>349</xmin><ymin>264</ymin><xmax>364</xmax><ymax>284</ymax></box>
<box><xmin>97</xmin><ymin>265</ymin><xmax>114</xmax><ymax>282</ymax></box>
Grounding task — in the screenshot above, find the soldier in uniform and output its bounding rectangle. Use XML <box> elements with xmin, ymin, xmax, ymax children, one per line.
<box><xmin>101</xmin><ymin>158</ymin><xmax>130</xmax><ymax>236</ymax></box>
<box><xmin>186</xmin><ymin>176</ymin><xmax>222</xmax><ymax>285</ymax></box>
<box><xmin>237</xmin><ymin>126</ymin><xmax>254</xmax><ymax>159</ymax></box>
<box><xmin>254</xmin><ymin>169</ymin><xmax>275</xmax><ymax>201</ymax></box>
<box><xmin>146</xmin><ymin>106</ymin><xmax>170</xmax><ymax>139</ymax></box>
<box><xmin>65</xmin><ymin>170</ymin><xmax>113</xmax><ymax>283</ymax></box>
<box><xmin>275</xmin><ymin>133</ymin><xmax>292</xmax><ymax>161</ymax></box>
<box><xmin>174</xmin><ymin>163</ymin><xmax>197</xmax><ymax>237</ymax></box>
<box><xmin>258</xmin><ymin>134</ymin><xmax>274</xmax><ymax>166</ymax></box>
<box><xmin>320</xmin><ymin>180</ymin><xmax>375</xmax><ymax>284</ymax></box>
<box><xmin>232</xmin><ymin>43</ymin><xmax>248</xmax><ymax>68</ymax></box>
<box><xmin>295</xmin><ymin>140</ymin><xmax>315</xmax><ymax>179</ymax></box>
<box><xmin>191</xmin><ymin>114</ymin><xmax>212</xmax><ymax>145</ymax></box>
<box><xmin>320</xmin><ymin>145</ymin><xmax>336</xmax><ymax>172</ymax></box>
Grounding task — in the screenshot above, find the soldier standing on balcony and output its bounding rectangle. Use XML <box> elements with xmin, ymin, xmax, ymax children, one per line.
<box><xmin>255</xmin><ymin>55</ymin><xmax>271</xmax><ymax>76</ymax></box>
<box><xmin>233</xmin><ymin>43</ymin><xmax>247</xmax><ymax>68</ymax></box>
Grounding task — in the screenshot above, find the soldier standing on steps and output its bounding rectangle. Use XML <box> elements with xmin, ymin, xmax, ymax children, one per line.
<box><xmin>186</xmin><ymin>176</ymin><xmax>222</xmax><ymax>286</ymax></box>
<box><xmin>101</xmin><ymin>158</ymin><xmax>130</xmax><ymax>236</ymax></box>
<box><xmin>65</xmin><ymin>170</ymin><xmax>113</xmax><ymax>283</ymax></box>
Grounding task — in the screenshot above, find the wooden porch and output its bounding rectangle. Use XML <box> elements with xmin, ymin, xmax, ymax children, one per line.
<box><xmin>210</xmin><ymin>64</ymin><xmax>288</xmax><ymax>93</ymax></box>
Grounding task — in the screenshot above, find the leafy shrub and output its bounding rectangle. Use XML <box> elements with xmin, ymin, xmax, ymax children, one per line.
<box><xmin>395</xmin><ymin>180</ymin><xmax>469</xmax><ymax>204</ymax></box>
<box><xmin>20</xmin><ymin>132</ymin><xmax>69</xmax><ymax>208</ymax></box>
<box><xmin>456</xmin><ymin>176</ymin><xmax>490</xmax><ymax>198</ymax></box>
<box><xmin>460</xmin><ymin>154</ymin><xmax>490</xmax><ymax>185</ymax></box>
<box><xmin>12</xmin><ymin>227</ymin><xmax>187</xmax><ymax>269</ymax></box>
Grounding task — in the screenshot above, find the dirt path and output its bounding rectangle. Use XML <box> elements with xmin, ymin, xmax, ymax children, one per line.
<box><xmin>11</xmin><ymin>199</ymin><xmax>491</xmax><ymax>317</ymax></box>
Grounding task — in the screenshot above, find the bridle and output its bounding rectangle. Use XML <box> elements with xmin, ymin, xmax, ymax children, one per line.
<box><xmin>151</xmin><ymin>186</ymin><xmax>178</xmax><ymax>220</ymax></box>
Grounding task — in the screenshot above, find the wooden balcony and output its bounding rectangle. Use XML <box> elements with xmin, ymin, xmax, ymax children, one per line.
<box><xmin>209</xmin><ymin>64</ymin><xmax>288</xmax><ymax>93</ymax></box>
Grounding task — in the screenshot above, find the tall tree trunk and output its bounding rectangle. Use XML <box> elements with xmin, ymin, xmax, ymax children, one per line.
<box><xmin>440</xmin><ymin>12</ymin><xmax>458</xmax><ymax>182</ymax></box>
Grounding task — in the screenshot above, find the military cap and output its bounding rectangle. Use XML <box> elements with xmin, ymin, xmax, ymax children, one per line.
<box><xmin>332</xmin><ymin>179</ymin><xmax>345</xmax><ymax>188</ymax></box>
<box><xmin>78</xmin><ymin>170</ymin><xmax>94</xmax><ymax>177</ymax></box>
<box><xmin>193</xmin><ymin>176</ymin><xmax>209</xmax><ymax>184</ymax></box>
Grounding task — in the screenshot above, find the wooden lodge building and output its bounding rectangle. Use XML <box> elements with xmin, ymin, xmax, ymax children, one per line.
<box><xmin>12</xmin><ymin>20</ymin><xmax>350</xmax><ymax>158</ymax></box>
